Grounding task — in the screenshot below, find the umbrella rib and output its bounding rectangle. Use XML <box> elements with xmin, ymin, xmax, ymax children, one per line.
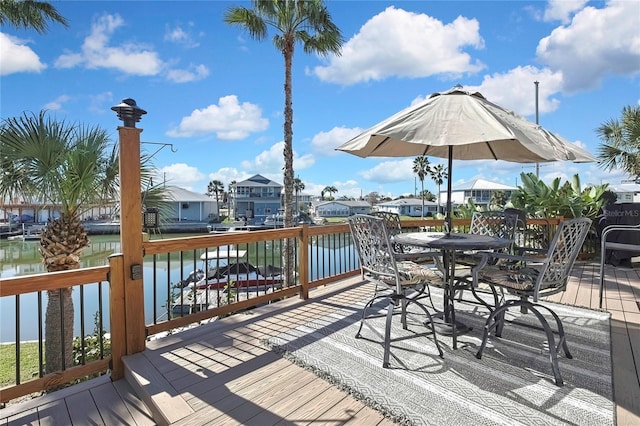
<box><xmin>486</xmin><ymin>142</ymin><xmax>498</xmax><ymax>160</ymax></box>
<box><xmin>371</xmin><ymin>136</ymin><xmax>391</xmax><ymax>155</ymax></box>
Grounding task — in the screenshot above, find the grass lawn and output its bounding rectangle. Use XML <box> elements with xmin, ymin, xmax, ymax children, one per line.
<box><xmin>0</xmin><ymin>342</ymin><xmax>41</xmax><ymax>387</ymax></box>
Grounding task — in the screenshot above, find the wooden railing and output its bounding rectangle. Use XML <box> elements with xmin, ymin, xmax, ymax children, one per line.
<box><xmin>1</xmin><ymin>215</ymin><xmax>593</xmax><ymax>404</ymax></box>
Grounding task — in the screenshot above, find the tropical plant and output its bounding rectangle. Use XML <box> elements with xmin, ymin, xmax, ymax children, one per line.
<box><xmin>429</xmin><ymin>163</ymin><xmax>447</xmax><ymax>215</ymax></box>
<box><xmin>225</xmin><ymin>0</ymin><xmax>343</xmax><ymax>287</ymax></box>
<box><xmin>510</xmin><ymin>172</ymin><xmax>608</xmax><ymax>220</ymax></box>
<box><xmin>207</xmin><ymin>179</ymin><xmax>225</xmax><ymax>219</ymax></box>
<box><xmin>489</xmin><ymin>190</ymin><xmax>507</xmax><ymax>210</ymax></box>
<box><xmin>596</xmin><ymin>105</ymin><xmax>640</xmax><ymax>180</ymax></box>
<box><xmin>293</xmin><ymin>177</ymin><xmax>305</xmax><ymax>214</ymax></box>
<box><xmin>412</xmin><ymin>156</ymin><xmax>431</xmax><ymax>219</ymax></box>
<box><xmin>0</xmin><ymin>0</ymin><xmax>68</xmax><ymax>33</ymax></box>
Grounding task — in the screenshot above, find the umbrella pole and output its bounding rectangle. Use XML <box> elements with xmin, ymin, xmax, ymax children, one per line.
<box><xmin>446</xmin><ymin>146</ymin><xmax>453</xmax><ymax>236</ymax></box>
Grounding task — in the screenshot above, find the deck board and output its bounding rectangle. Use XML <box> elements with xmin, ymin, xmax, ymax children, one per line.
<box><xmin>1</xmin><ymin>260</ymin><xmax>638</xmax><ymax>425</ymax></box>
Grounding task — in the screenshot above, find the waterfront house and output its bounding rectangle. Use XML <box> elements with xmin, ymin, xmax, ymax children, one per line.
<box><xmin>440</xmin><ymin>178</ymin><xmax>517</xmax><ymax>208</ymax></box>
<box><xmin>230</xmin><ymin>174</ymin><xmax>283</xmax><ymax>223</ymax></box>
<box><xmin>376</xmin><ymin>198</ymin><xmax>439</xmax><ymax>217</ymax></box>
<box><xmin>313</xmin><ymin>200</ymin><xmax>372</xmax><ymax>218</ymax></box>
<box><xmin>164</xmin><ymin>185</ymin><xmax>217</xmax><ymax>222</ymax></box>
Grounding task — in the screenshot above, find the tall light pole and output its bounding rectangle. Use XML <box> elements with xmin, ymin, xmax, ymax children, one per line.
<box><xmin>535</xmin><ymin>81</ymin><xmax>540</xmax><ymax>178</ymax></box>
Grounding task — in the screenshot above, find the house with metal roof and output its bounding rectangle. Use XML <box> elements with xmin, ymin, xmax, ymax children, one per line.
<box><xmin>440</xmin><ymin>178</ymin><xmax>517</xmax><ymax>208</ymax></box>
<box><xmin>164</xmin><ymin>186</ymin><xmax>217</xmax><ymax>221</ymax></box>
<box><xmin>608</xmin><ymin>182</ymin><xmax>640</xmax><ymax>203</ymax></box>
<box><xmin>376</xmin><ymin>198</ymin><xmax>439</xmax><ymax>217</ymax></box>
<box><xmin>313</xmin><ymin>200</ymin><xmax>372</xmax><ymax>218</ymax></box>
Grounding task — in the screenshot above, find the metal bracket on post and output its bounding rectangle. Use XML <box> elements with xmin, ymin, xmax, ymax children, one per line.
<box><xmin>131</xmin><ymin>264</ymin><xmax>143</xmax><ymax>280</ymax></box>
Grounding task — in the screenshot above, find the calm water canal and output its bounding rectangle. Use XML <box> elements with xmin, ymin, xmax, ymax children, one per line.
<box><xmin>0</xmin><ymin>232</ymin><xmax>356</xmax><ymax>343</ymax></box>
<box><xmin>0</xmin><ymin>233</ymin><xmax>207</xmax><ymax>343</ymax></box>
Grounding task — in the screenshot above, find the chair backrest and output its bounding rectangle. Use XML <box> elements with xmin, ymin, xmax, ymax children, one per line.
<box><xmin>534</xmin><ymin>217</ymin><xmax>592</xmax><ymax>299</ymax></box>
<box><xmin>348</xmin><ymin>214</ymin><xmax>398</xmax><ymax>285</ymax></box>
<box><xmin>469</xmin><ymin>211</ymin><xmax>518</xmax><ymax>241</ymax></box>
<box><xmin>371</xmin><ymin>211</ymin><xmax>402</xmax><ymax>236</ymax></box>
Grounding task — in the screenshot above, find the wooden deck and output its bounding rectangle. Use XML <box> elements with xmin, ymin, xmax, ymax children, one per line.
<box><xmin>1</xmin><ymin>260</ymin><xmax>639</xmax><ymax>425</ymax></box>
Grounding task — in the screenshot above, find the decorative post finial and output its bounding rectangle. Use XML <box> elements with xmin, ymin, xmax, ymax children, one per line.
<box><xmin>111</xmin><ymin>98</ymin><xmax>147</xmax><ymax>128</ymax></box>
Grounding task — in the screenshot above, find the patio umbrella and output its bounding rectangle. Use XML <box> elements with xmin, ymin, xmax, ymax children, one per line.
<box><xmin>336</xmin><ymin>87</ymin><xmax>598</xmax><ymax>233</ymax></box>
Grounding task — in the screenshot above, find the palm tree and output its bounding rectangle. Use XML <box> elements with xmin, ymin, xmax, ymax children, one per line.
<box><xmin>0</xmin><ymin>0</ymin><xmax>68</xmax><ymax>33</ymax></box>
<box><xmin>323</xmin><ymin>185</ymin><xmax>337</xmax><ymax>200</ymax></box>
<box><xmin>597</xmin><ymin>105</ymin><xmax>640</xmax><ymax>180</ymax></box>
<box><xmin>293</xmin><ymin>177</ymin><xmax>305</xmax><ymax>215</ymax></box>
<box><xmin>225</xmin><ymin>0</ymin><xmax>343</xmax><ymax>287</ymax></box>
<box><xmin>0</xmin><ymin>111</ymin><xmax>119</xmax><ymax>373</ymax></box>
<box><xmin>412</xmin><ymin>156</ymin><xmax>431</xmax><ymax>219</ymax></box>
<box><xmin>429</xmin><ymin>163</ymin><xmax>447</xmax><ymax>216</ymax></box>
<box><xmin>207</xmin><ymin>179</ymin><xmax>225</xmax><ymax>220</ymax></box>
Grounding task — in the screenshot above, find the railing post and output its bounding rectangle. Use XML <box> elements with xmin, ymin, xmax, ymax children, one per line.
<box><xmin>112</xmin><ymin>99</ymin><xmax>147</xmax><ymax>354</ymax></box>
<box><xmin>299</xmin><ymin>225</ymin><xmax>309</xmax><ymax>299</ymax></box>
<box><xmin>108</xmin><ymin>254</ymin><xmax>126</xmax><ymax>379</ymax></box>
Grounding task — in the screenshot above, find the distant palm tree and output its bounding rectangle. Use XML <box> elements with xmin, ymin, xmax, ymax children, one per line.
<box><xmin>323</xmin><ymin>185</ymin><xmax>338</xmax><ymax>200</ymax></box>
<box><xmin>293</xmin><ymin>177</ymin><xmax>305</xmax><ymax>214</ymax></box>
<box><xmin>0</xmin><ymin>0</ymin><xmax>68</xmax><ymax>33</ymax></box>
<box><xmin>207</xmin><ymin>179</ymin><xmax>225</xmax><ymax>219</ymax></box>
<box><xmin>597</xmin><ymin>105</ymin><xmax>640</xmax><ymax>180</ymax></box>
<box><xmin>429</xmin><ymin>163</ymin><xmax>447</xmax><ymax>216</ymax></box>
<box><xmin>412</xmin><ymin>156</ymin><xmax>431</xmax><ymax>219</ymax></box>
<box><xmin>225</xmin><ymin>0</ymin><xmax>343</xmax><ymax>287</ymax></box>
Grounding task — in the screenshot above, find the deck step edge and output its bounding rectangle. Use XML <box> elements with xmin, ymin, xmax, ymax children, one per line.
<box><xmin>123</xmin><ymin>352</ymin><xmax>194</xmax><ymax>425</ymax></box>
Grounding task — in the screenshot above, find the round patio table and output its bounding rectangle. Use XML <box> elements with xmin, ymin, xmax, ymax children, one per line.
<box><xmin>393</xmin><ymin>232</ymin><xmax>512</xmax><ymax>348</ymax></box>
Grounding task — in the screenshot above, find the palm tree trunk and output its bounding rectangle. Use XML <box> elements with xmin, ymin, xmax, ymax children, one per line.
<box><xmin>282</xmin><ymin>40</ymin><xmax>295</xmax><ymax>287</ymax></box>
<box><xmin>45</xmin><ymin>288</ymin><xmax>74</xmax><ymax>373</ymax></box>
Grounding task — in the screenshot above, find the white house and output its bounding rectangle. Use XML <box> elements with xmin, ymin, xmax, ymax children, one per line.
<box><xmin>376</xmin><ymin>198</ymin><xmax>439</xmax><ymax>217</ymax></box>
<box><xmin>440</xmin><ymin>179</ymin><xmax>517</xmax><ymax>208</ymax></box>
<box><xmin>608</xmin><ymin>183</ymin><xmax>640</xmax><ymax>203</ymax></box>
<box><xmin>313</xmin><ymin>200</ymin><xmax>372</xmax><ymax>218</ymax></box>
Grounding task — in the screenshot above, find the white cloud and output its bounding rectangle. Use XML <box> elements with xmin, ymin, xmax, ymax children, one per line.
<box><xmin>311</xmin><ymin>6</ymin><xmax>485</xmax><ymax>85</ymax></box>
<box><xmin>240</xmin><ymin>141</ymin><xmax>315</xmax><ymax>174</ymax></box>
<box><xmin>43</xmin><ymin>94</ymin><xmax>71</xmax><ymax>111</ymax></box>
<box><xmin>166</xmin><ymin>64</ymin><xmax>209</xmax><ymax>83</ymax></box>
<box><xmin>360</xmin><ymin>158</ymin><xmax>416</xmax><ymax>183</ymax></box>
<box><xmin>164</xmin><ymin>24</ymin><xmax>199</xmax><ymax>48</ymax></box>
<box><xmin>53</xmin><ymin>13</ymin><xmax>209</xmax><ymax>83</ymax></box>
<box><xmin>0</xmin><ymin>33</ymin><xmax>46</xmax><ymax>76</ymax></box>
<box><xmin>157</xmin><ymin>163</ymin><xmax>205</xmax><ymax>190</ymax></box>
<box><xmin>311</xmin><ymin>126</ymin><xmax>364</xmax><ymax>155</ymax></box>
<box><xmin>542</xmin><ymin>0</ymin><xmax>589</xmax><ymax>24</ymax></box>
<box><xmin>167</xmin><ymin>95</ymin><xmax>269</xmax><ymax>139</ymax></box>
<box><xmin>536</xmin><ymin>0</ymin><xmax>640</xmax><ymax>93</ymax></box>
<box><xmin>54</xmin><ymin>14</ymin><xmax>163</xmax><ymax>75</ymax></box>
<box><xmin>207</xmin><ymin>168</ymin><xmax>252</xmax><ymax>189</ymax></box>
<box><xmin>464</xmin><ymin>66</ymin><xmax>564</xmax><ymax>115</ymax></box>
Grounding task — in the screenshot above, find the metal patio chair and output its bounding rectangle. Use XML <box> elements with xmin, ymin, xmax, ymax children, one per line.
<box><xmin>348</xmin><ymin>214</ymin><xmax>445</xmax><ymax>367</ymax></box>
<box><xmin>371</xmin><ymin>211</ymin><xmax>439</xmax><ymax>263</ymax></box>
<box><xmin>472</xmin><ymin>216</ymin><xmax>592</xmax><ymax>386</ymax></box>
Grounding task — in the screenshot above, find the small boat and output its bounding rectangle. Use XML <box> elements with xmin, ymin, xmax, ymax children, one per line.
<box><xmin>179</xmin><ymin>249</ymin><xmax>284</xmax><ymax>291</ymax></box>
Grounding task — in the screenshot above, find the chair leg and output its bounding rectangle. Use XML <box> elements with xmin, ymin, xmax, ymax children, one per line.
<box><xmin>355</xmin><ymin>293</ymin><xmax>389</xmax><ymax>338</ymax></box>
<box><xmin>407</xmin><ymin>299</ymin><xmax>444</xmax><ymax>358</ymax></box>
<box><xmin>476</xmin><ymin>299</ymin><xmax>569</xmax><ymax>387</ymax></box>
<box><xmin>599</xmin><ymin>251</ymin><xmax>606</xmax><ymax>309</ymax></box>
<box><xmin>382</xmin><ymin>294</ymin><xmax>399</xmax><ymax>368</ymax></box>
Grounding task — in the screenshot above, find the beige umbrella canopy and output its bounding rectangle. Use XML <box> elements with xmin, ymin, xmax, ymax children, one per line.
<box><xmin>336</xmin><ymin>87</ymin><xmax>598</xmax><ymax>232</ymax></box>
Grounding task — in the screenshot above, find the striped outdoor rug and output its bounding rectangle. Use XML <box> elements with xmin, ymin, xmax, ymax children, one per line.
<box><xmin>264</xmin><ymin>288</ymin><xmax>614</xmax><ymax>426</ymax></box>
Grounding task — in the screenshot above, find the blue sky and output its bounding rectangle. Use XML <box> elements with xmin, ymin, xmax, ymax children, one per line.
<box><xmin>1</xmin><ymin>0</ymin><xmax>639</xmax><ymax>199</ymax></box>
